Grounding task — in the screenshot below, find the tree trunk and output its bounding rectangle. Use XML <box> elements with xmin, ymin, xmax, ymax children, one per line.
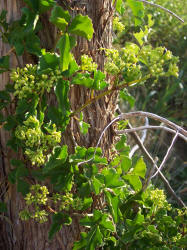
<box><xmin>0</xmin><ymin>1</ymin><xmax>116</xmax><ymax>249</ymax></box>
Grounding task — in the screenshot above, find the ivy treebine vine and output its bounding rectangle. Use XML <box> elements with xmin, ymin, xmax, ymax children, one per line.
<box><xmin>15</xmin><ymin>116</ymin><xmax>61</xmax><ymax>166</ymax></box>
<box><xmin>0</xmin><ymin>2</ymin><xmax>185</xmax><ymax>248</ymax></box>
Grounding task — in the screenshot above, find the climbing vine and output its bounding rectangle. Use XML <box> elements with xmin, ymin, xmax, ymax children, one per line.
<box><xmin>0</xmin><ymin>0</ymin><xmax>186</xmax><ymax>249</ymax></box>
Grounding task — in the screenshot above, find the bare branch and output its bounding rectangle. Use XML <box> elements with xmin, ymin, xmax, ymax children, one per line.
<box><xmin>116</xmin><ymin>125</ymin><xmax>187</xmax><ymax>142</ymax></box>
<box><xmin>77</xmin><ymin>111</ymin><xmax>186</xmax><ymax>207</ymax></box>
<box><xmin>119</xmin><ymin>111</ymin><xmax>187</xmax><ymax>137</ymax></box>
<box><xmin>129</xmin><ymin>117</ymin><xmax>149</xmax><ymax>158</ymax></box>
<box><xmin>136</xmin><ymin>0</ymin><xmax>184</xmax><ymax>23</ymax></box>
<box><xmin>151</xmin><ymin>130</ymin><xmax>179</xmax><ymax>179</ymax></box>
<box><xmin>125</xmin><ymin>127</ymin><xmax>185</xmax><ymax>207</ymax></box>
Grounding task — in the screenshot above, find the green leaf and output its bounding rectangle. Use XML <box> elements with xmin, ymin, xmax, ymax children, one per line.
<box><xmin>16</xmin><ymin>96</ymin><xmax>39</xmax><ymax>115</ymax></box>
<box><xmin>48</xmin><ymin>212</ymin><xmax>72</xmax><ymax>240</ymax></box>
<box><xmin>134</xmin><ymin>211</ymin><xmax>144</xmax><ymax>225</ymax></box>
<box><xmin>31</xmin><ymin>169</ymin><xmax>46</xmax><ymax>181</ymax></box>
<box><xmin>6</xmin><ymin>136</ymin><xmax>20</xmax><ymax>152</ymax></box>
<box><xmin>25</xmin><ymin>33</ymin><xmax>41</xmax><ymax>56</ymax></box>
<box><xmin>78</xmin><ymin>182</ymin><xmax>91</xmax><ymax>198</ymax></box>
<box><xmin>105</xmin><ymin>191</ymin><xmax>121</xmax><ymax>223</ymax></box>
<box><xmin>132</xmin><ymin>157</ymin><xmax>146</xmax><ymax>179</ymax></box>
<box><xmin>50</xmin><ymin>168</ymin><xmax>73</xmax><ymax>192</ymax></box>
<box><xmin>71</xmin><ymin>146</ymin><xmax>87</xmax><ymax>161</ymax></box>
<box><xmin>114</xmin><ymin>0</ymin><xmax>123</xmax><ymax>14</ymax></box>
<box><xmin>4</xmin><ymin>115</ymin><xmax>17</xmax><ymax>130</ymax></box>
<box><xmin>57</xmin><ymin>34</ymin><xmax>71</xmax><ymax>71</ymax></box>
<box><xmin>123</xmin><ymin>174</ymin><xmax>142</xmax><ymax>191</ymax></box>
<box><xmin>39</xmin><ymin>0</ymin><xmax>55</xmax><ymax>13</ymax></box>
<box><xmin>68</xmin><ymin>14</ymin><xmax>94</xmax><ymax>40</ymax></box>
<box><xmin>8</xmin><ymin>23</ymin><xmax>25</xmax><ymax>55</ymax></box>
<box><xmin>55</xmin><ymin>79</ymin><xmax>70</xmax><ymax>116</ymax></box>
<box><xmin>0</xmin><ymin>202</ymin><xmax>7</xmax><ymax>213</ymax></box>
<box><xmin>81</xmin><ymin>197</ymin><xmax>93</xmax><ymax>210</ymax></box>
<box><xmin>15</xmin><ymin>165</ymin><xmax>29</xmax><ymax>180</ymax></box>
<box><xmin>79</xmin><ymin>225</ymin><xmax>102</xmax><ymax>250</ymax></box>
<box><xmin>79</xmin><ymin>121</ymin><xmax>90</xmax><ymax>135</ymax></box>
<box><xmin>91</xmin><ymin>177</ymin><xmax>103</xmax><ymax>195</ymax></box>
<box><xmin>115</xmin><ymin>135</ymin><xmax>126</xmax><ymax>151</ymax></box>
<box><xmin>50</xmin><ymin>6</ymin><xmax>70</xmax><ymax>31</ymax></box>
<box><xmin>120</xmin><ymin>155</ymin><xmax>131</xmax><ymax>172</ymax></box>
<box><xmin>38</xmin><ymin>51</ymin><xmax>60</xmax><ymax>74</ymax></box>
<box><xmin>85</xmin><ymin>148</ymin><xmax>107</xmax><ymax>165</ymax></box>
<box><xmin>72</xmin><ymin>73</ymin><xmax>94</xmax><ymax>88</ymax></box>
<box><xmin>24</xmin><ymin>0</ymin><xmax>55</xmax><ymax>14</ymax></box>
<box><xmin>21</xmin><ymin>7</ymin><xmax>39</xmax><ymax>33</ymax></box>
<box><xmin>93</xmin><ymin>70</ymin><xmax>108</xmax><ymax>90</ymax></box>
<box><xmin>126</xmin><ymin>0</ymin><xmax>144</xmax><ymax>26</ymax></box>
<box><xmin>17</xmin><ymin>179</ymin><xmax>30</xmax><ymax>195</ymax></box>
<box><xmin>0</xmin><ymin>112</ymin><xmax>5</xmax><ymax>123</ymax></box>
<box><xmin>102</xmin><ymin>168</ymin><xmax>124</xmax><ymax>188</ymax></box>
<box><xmin>99</xmin><ymin>213</ymin><xmax>115</xmax><ymax>232</ymax></box>
<box><xmin>62</xmin><ymin>56</ymin><xmax>79</xmax><ymax>77</ymax></box>
<box><xmin>134</xmin><ymin>28</ymin><xmax>144</xmax><ymax>46</ymax></box>
<box><xmin>0</xmin><ymin>56</ymin><xmax>9</xmax><ymax>73</ymax></box>
<box><xmin>120</xmin><ymin>89</ymin><xmax>135</xmax><ymax>108</ymax></box>
<box><xmin>79</xmin><ymin>113</ymin><xmax>90</xmax><ymax>135</ymax></box>
<box><xmin>8</xmin><ymin>169</ymin><xmax>17</xmax><ymax>184</ymax></box>
<box><xmin>44</xmin><ymin>145</ymin><xmax>68</xmax><ymax>173</ymax></box>
<box><xmin>0</xmin><ymin>90</ymin><xmax>10</xmax><ymax>101</ymax></box>
<box><xmin>147</xmin><ymin>14</ymin><xmax>154</xmax><ymax>28</ymax></box>
<box><xmin>11</xmin><ymin>158</ymin><xmax>24</xmax><ymax>168</ymax></box>
<box><xmin>73</xmin><ymin>232</ymin><xmax>88</xmax><ymax>250</ymax></box>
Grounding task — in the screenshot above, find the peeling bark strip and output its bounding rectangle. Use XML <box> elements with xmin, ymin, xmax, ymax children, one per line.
<box><xmin>0</xmin><ymin>0</ymin><xmax>115</xmax><ymax>249</ymax></box>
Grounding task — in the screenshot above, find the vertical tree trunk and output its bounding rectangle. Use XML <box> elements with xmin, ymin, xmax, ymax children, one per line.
<box><xmin>0</xmin><ymin>1</ymin><xmax>116</xmax><ymax>249</ymax></box>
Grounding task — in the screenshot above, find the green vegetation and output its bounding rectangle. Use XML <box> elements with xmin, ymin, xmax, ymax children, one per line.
<box><xmin>0</xmin><ymin>0</ymin><xmax>186</xmax><ymax>249</ymax></box>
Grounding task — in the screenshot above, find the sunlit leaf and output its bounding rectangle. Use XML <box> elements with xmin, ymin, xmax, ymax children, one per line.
<box><xmin>57</xmin><ymin>33</ymin><xmax>71</xmax><ymax>71</ymax></box>
<box><xmin>50</xmin><ymin>6</ymin><xmax>70</xmax><ymax>31</ymax></box>
<box><xmin>68</xmin><ymin>14</ymin><xmax>94</xmax><ymax>40</ymax></box>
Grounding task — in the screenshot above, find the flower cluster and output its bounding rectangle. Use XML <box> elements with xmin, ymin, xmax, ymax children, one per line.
<box><xmin>10</xmin><ymin>64</ymin><xmax>62</xmax><ymax>99</ymax></box>
<box><xmin>139</xmin><ymin>46</ymin><xmax>179</xmax><ymax>79</ymax></box>
<box><xmin>150</xmin><ymin>188</ymin><xmax>171</xmax><ymax>211</ymax></box>
<box><xmin>15</xmin><ymin>116</ymin><xmax>61</xmax><ymax>166</ymax></box>
<box><xmin>104</xmin><ymin>45</ymin><xmax>142</xmax><ymax>82</ymax></box>
<box><xmin>113</xmin><ymin>16</ymin><xmax>125</xmax><ymax>33</ymax></box>
<box><xmin>25</xmin><ymin>184</ymin><xmax>49</xmax><ymax>205</ymax></box>
<box><xmin>20</xmin><ymin>185</ymin><xmax>49</xmax><ymax>223</ymax></box>
<box><xmin>80</xmin><ymin>55</ymin><xmax>97</xmax><ymax>72</ymax></box>
<box><xmin>52</xmin><ymin>193</ymin><xmax>83</xmax><ymax>211</ymax></box>
<box><xmin>104</xmin><ymin>42</ymin><xmax>179</xmax><ymax>83</ymax></box>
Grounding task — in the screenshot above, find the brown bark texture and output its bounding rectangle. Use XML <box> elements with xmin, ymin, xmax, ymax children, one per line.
<box><xmin>0</xmin><ymin>0</ymin><xmax>116</xmax><ymax>249</ymax></box>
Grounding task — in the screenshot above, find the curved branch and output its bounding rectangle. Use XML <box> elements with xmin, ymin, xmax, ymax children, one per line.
<box><xmin>136</xmin><ymin>0</ymin><xmax>184</xmax><ymax>23</ymax></box>
<box><xmin>116</xmin><ymin>125</ymin><xmax>187</xmax><ymax>142</ymax></box>
<box><xmin>151</xmin><ymin>130</ymin><xmax>179</xmax><ymax>179</ymax></box>
<box><xmin>119</xmin><ymin>111</ymin><xmax>187</xmax><ymax>137</ymax></box>
<box><xmin>77</xmin><ymin>111</ymin><xmax>186</xmax><ymax>207</ymax></box>
<box><xmin>129</xmin><ymin>117</ymin><xmax>149</xmax><ymax>158</ymax></box>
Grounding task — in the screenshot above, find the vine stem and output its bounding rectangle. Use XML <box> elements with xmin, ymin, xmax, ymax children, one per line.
<box><xmin>70</xmin><ymin>76</ymin><xmax>149</xmax><ymax>116</ymax></box>
<box><xmin>136</xmin><ymin>0</ymin><xmax>184</xmax><ymax>23</ymax></box>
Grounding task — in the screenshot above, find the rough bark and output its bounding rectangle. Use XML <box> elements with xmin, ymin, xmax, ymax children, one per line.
<box><xmin>0</xmin><ymin>0</ymin><xmax>116</xmax><ymax>249</ymax></box>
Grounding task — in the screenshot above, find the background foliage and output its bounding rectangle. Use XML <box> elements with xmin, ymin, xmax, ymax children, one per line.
<box><xmin>0</xmin><ymin>0</ymin><xmax>186</xmax><ymax>249</ymax></box>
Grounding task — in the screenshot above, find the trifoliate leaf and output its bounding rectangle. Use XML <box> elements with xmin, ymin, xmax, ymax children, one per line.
<box><xmin>50</xmin><ymin>6</ymin><xmax>70</xmax><ymax>31</ymax></box>
<box><xmin>68</xmin><ymin>14</ymin><xmax>94</xmax><ymax>40</ymax></box>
